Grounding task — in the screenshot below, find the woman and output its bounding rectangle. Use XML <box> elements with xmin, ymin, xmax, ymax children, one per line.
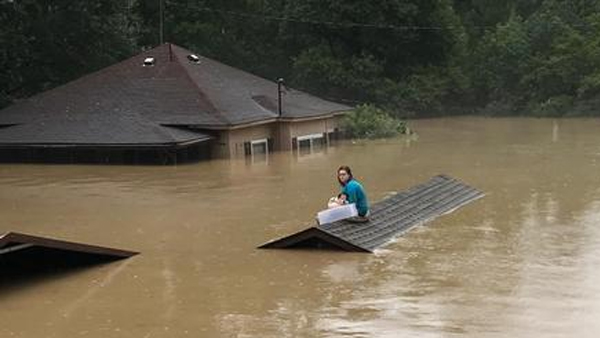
<box><xmin>337</xmin><ymin>165</ymin><xmax>370</xmax><ymax>221</ymax></box>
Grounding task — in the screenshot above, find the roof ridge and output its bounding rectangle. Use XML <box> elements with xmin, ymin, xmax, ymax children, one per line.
<box><xmin>170</xmin><ymin>45</ymin><xmax>232</xmax><ymax>126</ymax></box>
<box><xmin>170</xmin><ymin>44</ymin><xmax>350</xmax><ymax>108</ymax></box>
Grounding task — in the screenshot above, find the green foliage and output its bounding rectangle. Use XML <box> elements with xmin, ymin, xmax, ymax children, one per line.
<box><xmin>3</xmin><ymin>0</ymin><xmax>600</xmax><ymax>117</ymax></box>
<box><xmin>529</xmin><ymin>95</ymin><xmax>574</xmax><ymax>117</ymax></box>
<box><xmin>472</xmin><ymin>14</ymin><xmax>531</xmax><ymax>104</ymax></box>
<box><xmin>465</xmin><ymin>0</ymin><xmax>600</xmax><ymax>116</ymax></box>
<box><xmin>578</xmin><ymin>72</ymin><xmax>600</xmax><ymax>99</ymax></box>
<box><xmin>291</xmin><ymin>45</ymin><xmax>348</xmax><ymax>93</ymax></box>
<box><xmin>479</xmin><ymin>98</ymin><xmax>519</xmax><ymax>116</ymax></box>
<box><xmin>0</xmin><ymin>0</ymin><xmax>138</xmax><ymax>107</ymax></box>
<box><xmin>341</xmin><ymin>104</ymin><xmax>407</xmax><ymax>139</ymax></box>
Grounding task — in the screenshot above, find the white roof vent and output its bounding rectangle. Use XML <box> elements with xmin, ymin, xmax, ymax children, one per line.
<box><xmin>187</xmin><ymin>54</ymin><xmax>200</xmax><ymax>63</ymax></box>
<box><xmin>143</xmin><ymin>57</ymin><xmax>155</xmax><ymax>66</ymax></box>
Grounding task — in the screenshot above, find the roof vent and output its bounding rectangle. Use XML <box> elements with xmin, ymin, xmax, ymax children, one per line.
<box><xmin>143</xmin><ymin>57</ymin><xmax>155</xmax><ymax>67</ymax></box>
<box><xmin>187</xmin><ymin>54</ymin><xmax>200</xmax><ymax>63</ymax></box>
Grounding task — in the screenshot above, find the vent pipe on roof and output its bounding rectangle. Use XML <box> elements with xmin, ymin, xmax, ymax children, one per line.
<box><xmin>143</xmin><ymin>57</ymin><xmax>155</xmax><ymax>66</ymax></box>
<box><xmin>188</xmin><ymin>54</ymin><xmax>200</xmax><ymax>63</ymax></box>
<box><xmin>277</xmin><ymin>78</ymin><xmax>285</xmax><ymax>117</ymax></box>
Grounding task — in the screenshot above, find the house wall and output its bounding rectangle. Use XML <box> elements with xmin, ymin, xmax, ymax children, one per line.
<box><xmin>282</xmin><ymin>117</ymin><xmax>341</xmax><ymax>150</ymax></box>
<box><xmin>211</xmin><ymin>130</ymin><xmax>231</xmax><ymax>158</ymax></box>
<box><xmin>223</xmin><ymin>124</ymin><xmax>275</xmax><ymax>157</ymax></box>
<box><xmin>211</xmin><ymin>116</ymin><xmax>343</xmax><ymax>158</ymax></box>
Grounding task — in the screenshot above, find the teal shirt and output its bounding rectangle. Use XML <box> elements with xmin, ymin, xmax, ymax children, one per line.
<box><xmin>341</xmin><ymin>179</ymin><xmax>369</xmax><ymax>216</ymax></box>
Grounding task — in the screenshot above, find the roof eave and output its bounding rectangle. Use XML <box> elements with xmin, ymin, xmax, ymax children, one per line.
<box><xmin>190</xmin><ymin>110</ymin><xmax>350</xmax><ymax>130</ymax></box>
<box><xmin>278</xmin><ymin>109</ymin><xmax>350</xmax><ymax>122</ymax></box>
<box><xmin>0</xmin><ymin>137</ymin><xmax>212</xmax><ymax>150</ymax></box>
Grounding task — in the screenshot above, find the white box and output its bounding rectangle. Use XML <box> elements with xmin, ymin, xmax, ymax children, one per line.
<box><xmin>317</xmin><ymin>203</ymin><xmax>358</xmax><ymax>225</ymax></box>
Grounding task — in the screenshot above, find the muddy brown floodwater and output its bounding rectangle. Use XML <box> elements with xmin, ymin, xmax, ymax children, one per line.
<box><xmin>1</xmin><ymin>117</ymin><xmax>600</xmax><ymax>337</ymax></box>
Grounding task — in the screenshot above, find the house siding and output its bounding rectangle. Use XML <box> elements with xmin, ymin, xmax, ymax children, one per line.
<box><xmin>211</xmin><ymin>116</ymin><xmax>343</xmax><ymax>158</ymax></box>
<box><xmin>225</xmin><ymin>124</ymin><xmax>275</xmax><ymax>158</ymax></box>
<box><xmin>286</xmin><ymin>117</ymin><xmax>342</xmax><ymax>150</ymax></box>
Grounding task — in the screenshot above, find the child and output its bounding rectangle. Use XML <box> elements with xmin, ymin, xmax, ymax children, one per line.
<box><xmin>317</xmin><ymin>192</ymin><xmax>358</xmax><ymax>225</ymax></box>
<box><xmin>327</xmin><ymin>193</ymin><xmax>348</xmax><ymax>209</ymax></box>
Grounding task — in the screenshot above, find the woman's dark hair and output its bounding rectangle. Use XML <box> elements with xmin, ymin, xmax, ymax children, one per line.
<box><xmin>337</xmin><ymin>165</ymin><xmax>353</xmax><ymax>186</ymax></box>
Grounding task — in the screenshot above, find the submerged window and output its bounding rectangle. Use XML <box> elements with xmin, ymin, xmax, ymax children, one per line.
<box><xmin>296</xmin><ymin>133</ymin><xmax>326</xmax><ymax>155</ymax></box>
<box><xmin>243</xmin><ymin>138</ymin><xmax>272</xmax><ymax>162</ymax></box>
<box><xmin>251</xmin><ymin>139</ymin><xmax>268</xmax><ymax>155</ymax></box>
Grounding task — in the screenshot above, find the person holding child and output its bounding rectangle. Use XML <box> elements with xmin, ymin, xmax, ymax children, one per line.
<box><xmin>334</xmin><ymin>165</ymin><xmax>370</xmax><ymax>221</ymax></box>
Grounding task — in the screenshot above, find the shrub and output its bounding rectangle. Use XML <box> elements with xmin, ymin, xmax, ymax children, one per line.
<box><xmin>342</xmin><ymin>104</ymin><xmax>408</xmax><ymax>139</ymax></box>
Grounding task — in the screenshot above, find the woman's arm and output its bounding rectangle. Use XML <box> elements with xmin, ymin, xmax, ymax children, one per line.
<box><xmin>344</xmin><ymin>184</ymin><xmax>359</xmax><ymax>204</ymax></box>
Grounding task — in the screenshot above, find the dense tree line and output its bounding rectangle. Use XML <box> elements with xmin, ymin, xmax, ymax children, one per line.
<box><xmin>2</xmin><ymin>0</ymin><xmax>600</xmax><ymax>117</ymax></box>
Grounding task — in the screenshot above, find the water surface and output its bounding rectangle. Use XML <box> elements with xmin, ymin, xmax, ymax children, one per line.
<box><xmin>1</xmin><ymin>117</ymin><xmax>600</xmax><ymax>337</ymax></box>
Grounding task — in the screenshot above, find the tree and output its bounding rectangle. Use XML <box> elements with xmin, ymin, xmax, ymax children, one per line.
<box><xmin>0</xmin><ymin>0</ymin><xmax>138</xmax><ymax>108</ymax></box>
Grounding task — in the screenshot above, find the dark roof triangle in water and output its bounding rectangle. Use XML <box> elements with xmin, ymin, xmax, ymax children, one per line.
<box><xmin>0</xmin><ymin>232</ymin><xmax>138</xmax><ymax>258</ymax></box>
<box><xmin>258</xmin><ymin>227</ymin><xmax>371</xmax><ymax>252</ymax></box>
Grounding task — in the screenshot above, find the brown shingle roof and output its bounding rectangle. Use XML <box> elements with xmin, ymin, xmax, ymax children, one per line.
<box><xmin>0</xmin><ymin>43</ymin><xmax>351</xmax><ymax>147</ymax></box>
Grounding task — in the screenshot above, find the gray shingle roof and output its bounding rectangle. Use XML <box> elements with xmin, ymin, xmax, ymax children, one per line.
<box><xmin>0</xmin><ymin>117</ymin><xmax>210</xmax><ymax>146</ymax></box>
<box><xmin>0</xmin><ymin>231</ymin><xmax>138</xmax><ymax>258</ymax></box>
<box><xmin>259</xmin><ymin>175</ymin><xmax>485</xmax><ymax>252</ymax></box>
<box><xmin>172</xmin><ymin>44</ymin><xmax>351</xmax><ymax>124</ymax></box>
<box><xmin>0</xmin><ymin>43</ymin><xmax>352</xmax><ymax>147</ymax></box>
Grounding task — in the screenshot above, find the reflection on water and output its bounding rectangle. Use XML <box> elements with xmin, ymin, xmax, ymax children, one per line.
<box><xmin>1</xmin><ymin>117</ymin><xmax>600</xmax><ymax>337</ymax></box>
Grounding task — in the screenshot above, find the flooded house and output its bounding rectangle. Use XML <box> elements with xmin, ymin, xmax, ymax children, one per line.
<box><xmin>0</xmin><ymin>43</ymin><xmax>351</xmax><ymax>164</ymax></box>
